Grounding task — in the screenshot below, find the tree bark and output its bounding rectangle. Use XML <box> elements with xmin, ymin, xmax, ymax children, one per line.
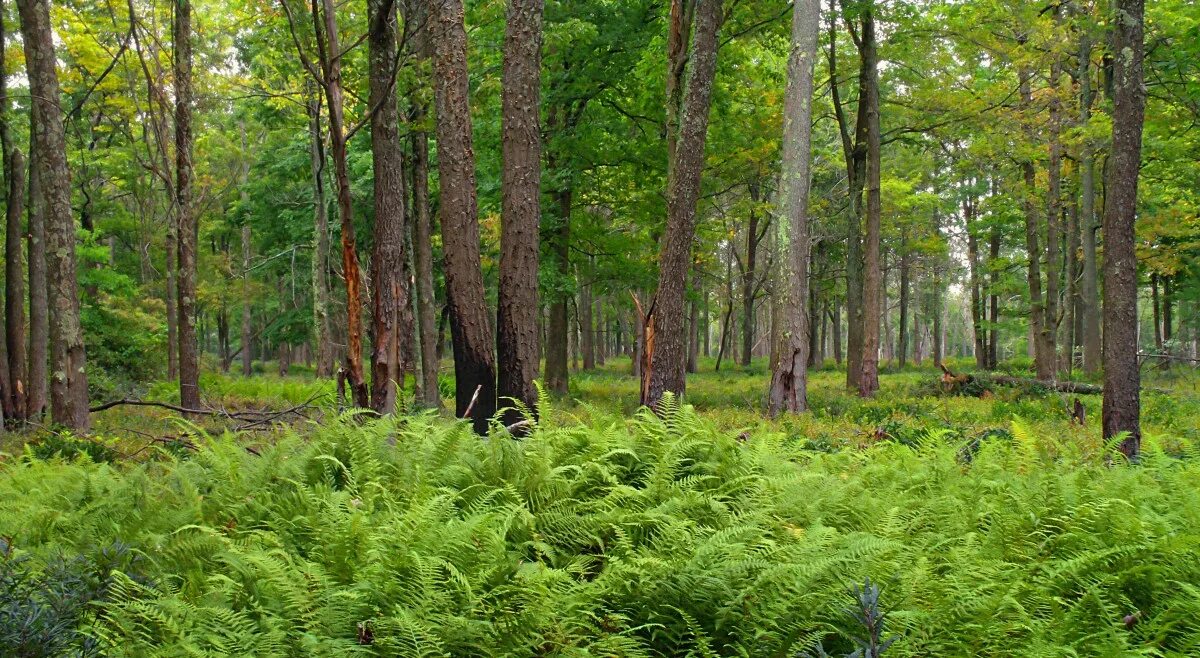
<box><xmin>5</xmin><ymin>148</ymin><xmax>25</xmax><ymax>419</ymax></box>
<box><xmin>430</xmin><ymin>0</ymin><xmax>497</xmax><ymax>432</ymax></box>
<box><xmin>1043</xmin><ymin>31</ymin><xmax>1063</xmax><ymax>376</ymax></box>
<box><xmin>410</xmin><ymin>109</ymin><xmax>441</xmax><ymax>407</ymax></box>
<box><xmin>857</xmin><ymin>3</ymin><xmax>881</xmax><ymax>397</ymax></box>
<box><xmin>1102</xmin><ymin>0</ymin><xmax>1144</xmax><ymax>455</ymax></box>
<box><xmin>1078</xmin><ymin>28</ymin><xmax>1101</xmax><ymax>375</ymax></box>
<box><xmin>304</xmin><ymin>87</ymin><xmax>334</xmax><ymax>378</ymax></box>
<box><xmin>767</xmin><ymin>0</ymin><xmax>818</xmax><ymax>415</ymax></box>
<box><xmin>18</xmin><ymin>0</ymin><xmax>89</xmax><ymax>429</ymax></box>
<box><xmin>1019</xmin><ymin>55</ymin><xmax>1050</xmax><ymax>380</ymax></box>
<box><xmin>898</xmin><ymin>243</ymin><xmax>910</xmax><ymax>368</ymax></box>
<box><xmin>368</xmin><ymin>0</ymin><xmax>412</xmax><ymax>416</ymax></box>
<box><xmin>740</xmin><ymin>181</ymin><xmax>761</xmax><ymax>367</ymax></box>
<box><xmin>987</xmin><ymin>219</ymin><xmax>1000</xmax><ymax>370</ymax></box>
<box><xmin>496</xmin><ymin>0</ymin><xmax>544</xmax><ymax>423</ymax></box>
<box><xmin>26</xmin><ymin>142</ymin><xmax>46</xmax><ymax>419</ymax></box>
<box><xmin>175</xmin><ymin>0</ymin><xmax>200</xmax><ymax>412</ymax></box>
<box><xmin>644</xmin><ymin>0</ymin><xmax>722</xmax><ymax>408</ymax></box>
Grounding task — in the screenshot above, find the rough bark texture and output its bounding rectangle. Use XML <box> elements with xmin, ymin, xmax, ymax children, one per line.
<box><xmin>305</xmin><ymin>89</ymin><xmax>334</xmax><ymax>379</ymax></box>
<box><xmin>644</xmin><ymin>0</ymin><xmax>721</xmax><ymax>409</ymax></box>
<box><xmin>368</xmin><ymin>0</ymin><xmax>411</xmax><ymax>416</ymax></box>
<box><xmin>26</xmin><ymin>143</ymin><xmax>46</xmax><ymax>419</ymax></box>
<box><xmin>544</xmin><ymin>189</ymin><xmax>571</xmax><ymax>395</ymax></box>
<box><xmin>898</xmin><ymin>245</ymin><xmax>910</xmax><ymax>368</ymax></box>
<box><xmin>857</xmin><ymin>4</ymin><xmax>881</xmax><ymax>398</ymax></box>
<box><xmin>240</xmin><ymin>222</ymin><xmax>253</xmax><ymax>376</ymax></box>
<box><xmin>1078</xmin><ymin>30</ymin><xmax>1101</xmax><ymax>374</ymax></box>
<box><xmin>314</xmin><ymin>0</ymin><xmax>369</xmax><ymax>407</ymax></box>
<box><xmin>767</xmin><ymin>0</ymin><xmax>818</xmax><ymax>416</ymax></box>
<box><xmin>431</xmin><ymin>0</ymin><xmax>497</xmax><ymax>433</ymax></box>
<box><xmin>1019</xmin><ymin>58</ymin><xmax>1049</xmax><ymax>380</ymax></box>
<box><xmin>18</xmin><ymin>0</ymin><xmax>89</xmax><ymax>429</ymax></box>
<box><xmin>1102</xmin><ymin>0</ymin><xmax>1144</xmax><ymax>456</ymax></box>
<box><xmin>1042</xmin><ymin>35</ymin><xmax>1063</xmax><ymax>376</ymax></box>
<box><xmin>5</xmin><ymin>148</ymin><xmax>25</xmax><ymax>419</ymax></box>
<box><xmin>410</xmin><ymin>113</ymin><xmax>441</xmax><ymax>408</ymax></box>
<box><xmin>496</xmin><ymin>0</ymin><xmax>543</xmax><ymax>424</ymax></box>
<box><xmin>175</xmin><ymin>0</ymin><xmax>201</xmax><ymax>412</ymax></box>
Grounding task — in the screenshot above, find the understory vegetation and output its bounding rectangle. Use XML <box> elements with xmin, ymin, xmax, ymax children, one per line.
<box><xmin>3</xmin><ymin>365</ymin><xmax>1200</xmax><ymax>657</ymax></box>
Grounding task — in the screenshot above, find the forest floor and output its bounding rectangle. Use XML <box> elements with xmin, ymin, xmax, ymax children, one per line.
<box><xmin>3</xmin><ymin>361</ymin><xmax>1200</xmax><ymax>655</ymax></box>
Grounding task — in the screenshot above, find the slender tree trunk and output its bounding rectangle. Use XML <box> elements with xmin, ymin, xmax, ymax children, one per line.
<box><xmin>686</xmin><ymin>287</ymin><xmax>699</xmax><ymax>373</ymax></box>
<box><xmin>496</xmin><ymin>0</ymin><xmax>543</xmax><ymax>423</ymax></box>
<box><xmin>987</xmin><ymin>221</ymin><xmax>1000</xmax><ymax>370</ymax></box>
<box><xmin>741</xmin><ymin>182</ymin><xmax>760</xmax><ymax>367</ymax></box>
<box><xmin>831</xmin><ymin>301</ymin><xmax>842</xmax><ymax>365</ymax></box>
<box><xmin>580</xmin><ymin>275</ymin><xmax>595</xmax><ymax>369</ymax></box>
<box><xmin>431</xmin><ymin>0</ymin><xmax>497</xmax><ymax>432</ymax></box>
<box><xmin>1043</xmin><ymin>31</ymin><xmax>1063</xmax><ymax>375</ymax></box>
<box><xmin>1102</xmin><ymin>0</ymin><xmax>1144</xmax><ymax>455</ymax></box>
<box><xmin>857</xmin><ymin>3</ymin><xmax>881</xmax><ymax>397</ymax></box>
<box><xmin>5</xmin><ymin>149</ymin><xmax>25</xmax><ymax>419</ymax></box>
<box><xmin>166</xmin><ymin>209</ymin><xmax>178</xmax><ymax>380</ymax></box>
<box><xmin>26</xmin><ymin>145</ymin><xmax>46</xmax><ymax>419</ymax></box>
<box><xmin>966</xmin><ymin>193</ymin><xmax>987</xmax><ymax>369</ymax></box>
<box><xmin>544</xmin><ymin>188</ymin><xmax>570</xmax><ymax>395</ymax></box>
<box><xmin>410</xmin><ymin>109</ymin><xmax>441</xmax><ymax>407</ymax></box>
<box><xmin>768</xmin><ymin>0</ymin><xmax>818</xmax><ymax>415</ymax></box>
<box><xmin>644</xmin><ymin>0</ymin><xmax>722</xmax><ymax>408</ymax></box>
<box><xmin>898</xmin><ymin>245</ymin><xmax>910</xmax><ymax>368</ymax></box>
<box><xmin>18</xmin><ymin>0</ymin><xmax>88</xmax><ymax>429</ymax></box>
<box><xmin>305</xmin><ymin>87</ymin><xmax>334</xmax><ymax>378</ymax></box>
<box><xmin>368</xmin><ymin>0</ymin><xmax>411</xmax><ymax>415</ymax></box>
<box><xmin>175</xmin><ymin>0</ymin><xmax>200</xmax><ymax>412</ymax></box>
<box><xmin>1151</xmin><ymin>274</ymin><xmax>1162</xmax><ymax>350</ymax></box>
<box><xmin>1078</xmin><ymin>29</ymin><xmax>1101</xmax><ymax>374</ymax></box>
<box><xmin>1019</xmin><ymin>57</ymin><xmax>1050</xmax><ymax>380</ymax></box>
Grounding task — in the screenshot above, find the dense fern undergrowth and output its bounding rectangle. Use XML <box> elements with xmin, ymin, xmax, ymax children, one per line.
<box><xmin>3</xmin><ymin>364</ymin><xmax>1200</xmax><ymax>656</ymax></box>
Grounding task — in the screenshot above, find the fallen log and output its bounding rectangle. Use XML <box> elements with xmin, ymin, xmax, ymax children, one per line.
<box><xmin>988</xmin><ymin>375</ymin><xmax>1103</xmax><ymax>395</ymax></box>
<box><xmin>936</xmin><ymin>364</ymin><xmax>1103</xmax><ymax>396</ymax></box>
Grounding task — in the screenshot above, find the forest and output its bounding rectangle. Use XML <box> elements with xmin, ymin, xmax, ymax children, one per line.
<box><xmin>0</xmin><ymin>0</ymin><xmax>1198</xmax><ymax>654</ymax></box>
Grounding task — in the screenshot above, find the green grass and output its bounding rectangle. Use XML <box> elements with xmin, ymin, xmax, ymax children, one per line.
<box><xmin>2</xmin><ymin>361</ymin><xmax>1199</xmax><ymax>656</ymax></box>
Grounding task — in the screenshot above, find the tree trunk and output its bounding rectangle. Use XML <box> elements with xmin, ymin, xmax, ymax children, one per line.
<box><xmin>686</xmin><ymin>287</ymin><xmax>699</xmax><ymax>373</ymax></box>
<box><xmin>741</xmin><ymin>182</ymin><xmax>761</xmax><ymax>367</ymax></box>
<box><xmin>496</xmin><ymin>0</ymin><xmax>543</xmax><ymax>423</ymax></box>
<box><xmin>303</xmin><ymin>87</ymin><xmax>334</xmax><ymax>379</ymax></box>
<box><xmin>431</xmin><ymin>0</ymin><xmax>497</xmax><ymax>432</ymax></box>
<box><xmin>857</xmin><ymin>3</ymin><xmax>881</xmax><ymax>397</ymax></box>
<box><xmin>1043</xmin><ymin>30</ymin><xmax>1063</xmax><ymax>376</ymax></box>
<box><xmin>410</xmin><ymin>109</ymin><xmax>441</xmax><ymax>407</ymax></box>
<box><xmin>767</xmin><ymin>0</ymin><xmax>818</xmax><ymax>415</ymax></box>
<box><xmin>6</xmin><ymin>148</ymin><xmax>25</xmax><ymax>419</ymax></box>
<box><xmin>898</xmin><ymin>245</ymin><xmax>910</xmax><ymax>368</ymax></box>
<box><xmin>368</xmin><ymin>0</ymin><xmax>411</xmax><ymax>416</ymax></box>
<box><xmin>175</xmin><ymin>0</ymin><xmax>200</xmax><ymax>412</ymax></box>
<box><xmin>26</xmin><ymin>144</ymin><xmax>46</xmax><ymax>419</ymax></box>
<box><xmin>1019</xmin><ymin>56</ymin><xmax>1050</xmax><ymax>380</ymax></box>
<box><xmin>831</xmin><ymin>302</ymin><xmax>842</xmax><ymax>365</ymax></box>
<box><xmin>580</xmin><ymin>275</ymin><xmax>594</xmax><ymax>369</ymax></box>
<box><xmin>987</xmin><ymin>220</ymin><xmax>1000</xmax><ymax>370</ymax></box>
<box><xmin>1151</xmin><ymin>273</ymin><xmax>1162</xmax><ymax>350</ymax></box>
<box><xmin>18</xmin><ymin>0</ymin><xmax>88</xmax><ymax>429</ymax></box>
<box><xmin>1078</xmin><ymin>29</ymin><xmax>1101</xmax><ymax>375</ymax></box>
<box><xmin>544</xmin><ymin>188</ymin><xmax>570</xmax><ymax>395</ymax></box>
<box><xmin>1102</xmin><ymin>0</ymin><xmax>1144</xmax><ymax>455</ymax></box>
<box><xmin>644</xmin><ymin>0</ymin><xmax>722</xmax><ymax>408</ymax></box>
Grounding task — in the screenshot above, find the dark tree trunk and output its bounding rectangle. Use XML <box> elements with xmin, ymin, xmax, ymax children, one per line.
<box><xmin>241</xmin><ymin>222</ymin><xmax>253</xmax><ymax>376</ymax></box>
<box><xmin>1043</xmin><ymin>29</ymin><xmax>1063</xmax><ymax>375</ymax></box>
<box><xmin>431</xmin><ymin>0</ymin><xmax>497</xmax><ymax>432</ymax></box>
<box><xmin>687</xmin><ymin>288</ymin><xmax>699</xmax><ymax>373</ymax></box>
<box><xmin>831</xmin><ymin>302</ymin><xmax>842</xmax><ymax>365</ymax></box>
<box><xmin>1151</xmin><ymin>274</ymin><xmax>1162</xmax><ymax>350</ymax></box>
<box><xmin>544</xmin><ymin>188</ymin><xmax>570</xmax><ymax>395</ymax></box>
<box><xmin>1102</xmin><ymin>0</ymin><xmax>1144</xmax><ymax>455</ymax></box>
<box><xmin>175</xmin><ymin>0</ymin><xmax>200</xmax><ymax>412</ymax></box>
<box><xmin>1019</xmin><ymin>55</ymin><xmax>1050</xmax><ymax>380</ymax></box>
<box><xmin>987</xmin><ymin>221</ymin><xmax>1000</xmax><ymax>370</ymax></box>
<box><xmin>741</xmin><ymin>182</ymin><xmax>762</xmax><ymax>367</ymax></box>
<box><xmin>496</xmin><ymin>0</ymin><xmax>544</xmax><ymax>424</ymax></box>
<box><xmin>1078</xmin><ymin>29</ymin><xmax>1101</xmax><ymax>375</ymax></box>
<box><xmin>303</xmin><ymin>90</ymin><xmax>334</xmax><ymax>379</ymax></box>
<box><xmin>644</xmin><ymin>0</ymin><xmax>722</xmax><ymax>408</ymax></box>
<box><xmin>368</xmin><ymin>0</ymin><xmax>412</xmax><ymax>416</ymax></box>
<box><xmin>5</xmin><ymin>149</ymin><xmax>25</xmax><ymax>419</ymax></box>
<box><xmin>18</xmin><ymin>0</ymin><xmax>88</xmax><ymax>429</ymax></box>
<box><xmin>898</xmin><ymin>245</ymin><xmax>910</xmax><ymax>368</ymax></box>
<box><xmin>966</xmin><ymin>193</ymin><xmax>987</xmax><ymax>369</ymax></box>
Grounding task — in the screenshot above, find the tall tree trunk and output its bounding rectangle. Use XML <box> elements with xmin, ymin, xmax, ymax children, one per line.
<box><xmin>312</xmin><ymin>0</ymin><xmax>369</xmax><ymax>407</ymax></box>
<box><xmin>580</xmin><ymin>278</ymin><xmax>595</xmax><ymax>370</ymax></box>
<box><xmin>831</xmin><ymin>302</ymin><xmax>842</xmax><ymax>365</ymax></box>
<box><xmin>496</xmin><ymin>0</ymin><xmax>543</xmax><ymax>423</ymax></box>
<box><xmin>1078</xmin><ymin>29</ymin><xmax>1101</xmax><ymax>374</ymax></box>
<box><xmin>898</xmin><ymin>244</ymin><xmax>910</xmax><ymax>368</ymax></box>
<box><xmin>175</xmin><ymin>0</ymin><xmax>200</xmax><ymax>412</ymax></box>
<box><xmin>410</xmin><ymin>109</ymin><xmax>441</xmax><ymax>407</ymax></box>
<box><xmin>1043</xmin><ymin>31</ymin><xmax>1063</xmax><ymax>376</ymax></box>
<box><xmin>431</xmin><ymin>0</ymin><xmax>497</xmax><ymax>432</ymax></box>
<box><xmin>1151</xmin><ymin>274</ymin><xmax>1162</xmax><ymax>350</ymax></box>
<box><xmin>1019</xmin><ymin>56</ymin><xmax>1050</xmax><ymax>380</ymax></box>
<box><xmin>740</xmin><ymin>182</ymin><xmax>761</xmax><ymax>367</ymax></box>
<box><xmin>368</xmin><ymin>0</ymin><xmax>411</xmax><ymax>416</ymax></box>
<box><xmin>26</xmin><ymin>145</ymin><xmax>46</xmax><ymax>419</ymax></box>
<box><xmin>686</xmin><ymin>287</ymin><xmax>699</xmax><ymax>373</ymax></box>
<box><xmin>166</xmin><ymin>211</ymin><xmax>178</xmax><ymax>380</ymax></box>
<box><xmin>966</xmin><ymin>193</ymin><xmax>987</xmax><ymax>369</ymax></box>
<box><xmin>1102</xmin><ymin>0</ymin><xmax>1144</xmax><ymax>455</ymax></box>
<box><xmin>6</xmin><ymin>149</ymin><xmax>25</xmax><ymax>420</ymax></box>
<box><xmin>18</xmin><ymin>0</ymin><xmax>88</xmax><ymax>429</ymax></box>
<box><xmin>544</xmin><ymin>188</ymin><xmax>570</xmax><ymax>395</ymax></box>
<box><xmin>767</xmin><ymin>0</ymin><xmax>818</xmax><ymax>415</ymax></box>
<box><xmin>1065</xmin><ymin>189</ymin><xmax>1081</xmax><ymax>372</ymax></box>
<box><xmin>241</xmin><ymin>222</ymin><xmax>253</xmax><ymax>376</ymax></box>
<box><xmin>305</xmin><ymin>87</ymin><xmax>334</xmax><ymax>378</ymax></box>
<box><xmin>644</xmin><ymin>0</ymin><xmax>722</xmax><ymax>408</ymax></box>
<box><xmin>857</xmin><ymin>3</ymin><xmax>881</xmax><ymax>397</ymax></box>
<box><xmin>987</xmin><ymin>220</ymin><xmax>1000</xmax><ymax>370</ymax></box>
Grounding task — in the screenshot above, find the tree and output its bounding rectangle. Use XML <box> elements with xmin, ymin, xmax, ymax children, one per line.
<box><xmin>643</xmin><ymin>0</ymin><xmax>723</xmax><ymax>408</ymax></box>
<box><xmin>854</xmin><ymin>0</ymin><xmax>882</xmax><ymax>398</ymax></box>
<box><xmin>430</xmin><ymin>0</ymin><xmax>497</xmax><ymax>433</ymax></box>
<box><xmin>175</xmin><ymin>0</ymin><xmax>200</xmax><ymax>411</ymax></box>
<box><xmin>497</xmin><ymin>0</ymin><xmax>544</xmax><ymax>425</ymax></box>
<box><xmin>17</xmin><ymin>0</ymin><xmax>89</xmax><ymax>429</ymax></box>
<box><xmin>1103</xmin><ymin>0</ymin><xmax>1145</xmax><ymax>457</ymax></box>
<box><xmin>767</xmin><ymin>0</ymin><xmax>819</xmax><ymax>416</ymax></box>
<box><xmin>368</xmin><ymin>0</ymin><xmax>412</xmax><ymax>415</ymax></box>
